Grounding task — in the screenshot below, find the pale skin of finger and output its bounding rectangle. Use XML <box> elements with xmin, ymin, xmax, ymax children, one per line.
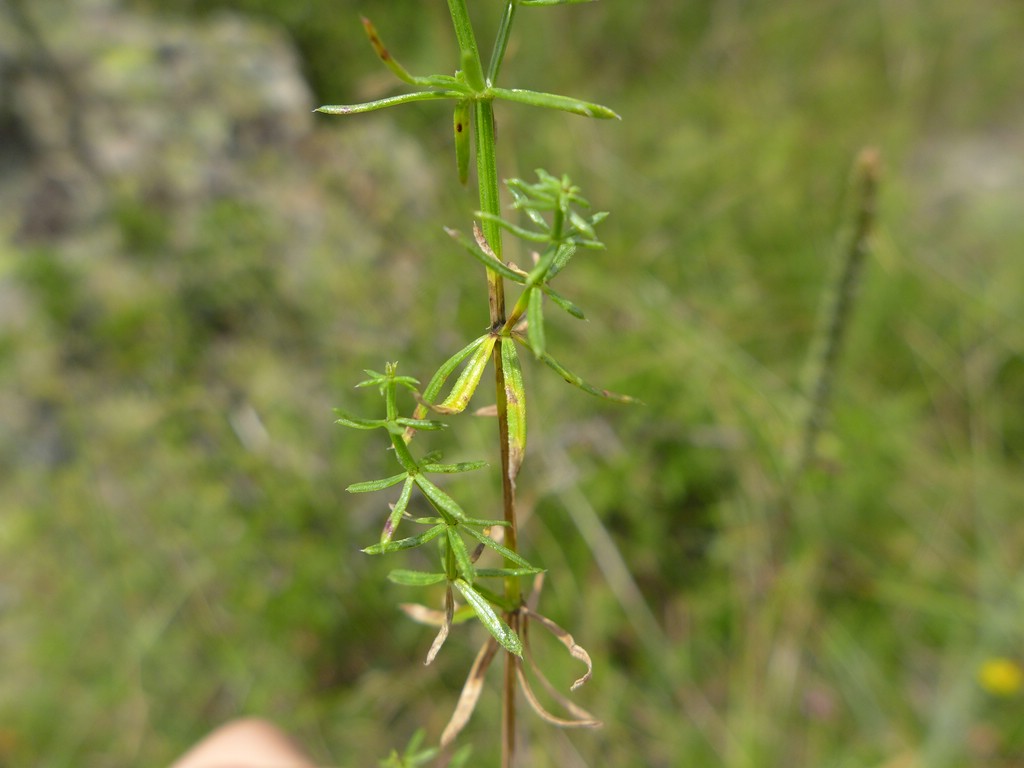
<box><xmin>170</xmin><ymin>718</ymin><xmax>315</xmax><ymax>768</ymax></box>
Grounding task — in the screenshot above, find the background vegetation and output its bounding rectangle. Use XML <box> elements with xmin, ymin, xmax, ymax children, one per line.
<box><xmin>2</xmin><ymin>0</ymin><xmax>1023</xmax><ymax>765</ymax></box>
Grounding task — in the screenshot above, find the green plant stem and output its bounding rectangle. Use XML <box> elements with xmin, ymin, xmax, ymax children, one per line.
<box><xmin>476</xmin><ymin>102</ymin><xmax>506</xmax><ymax>315</ymax></box>
<box><xmin>473</xmin><ymin>22</ymin><xmax>522</xmax><ymax>767</ymax></box>
<box><xmin>475</xmin><ymin>95</ymin><xmax>521</xmax><ymax>768</ymax></box>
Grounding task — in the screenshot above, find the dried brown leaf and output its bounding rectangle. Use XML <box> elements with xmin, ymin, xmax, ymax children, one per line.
<box><xmin>399</xmin><ymin>603</ymin><xmax>446</xmax><ymax>627</ymax></box>
<box><xmin>440</xmin><ymin>637</ymin><xmax>499</xmax><ymax>747</ymax></box>
<box><xmin>516</xmin><ymin>653</ymin><xmax>600</xmax><ymax>729</ymax></box>
<box><xmin>425</xmin><ymin>585</ymin><xmax>454</xmax><ymax>666</ymax></box>
<box><xmin>526</xmin><ymin>609</ymin><xmax>594</xmax><ymax>691</ymax></box>
<box><xmin>526</xmin><ymin>572</ymin><xmax>545</xmax><ymax>612</ymax></box>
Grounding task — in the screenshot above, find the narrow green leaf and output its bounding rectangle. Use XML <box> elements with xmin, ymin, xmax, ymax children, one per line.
<box><xmin>454</xmin><ymin>100</ymin><xmax>471</xmax><ymax>185</ymax></box>
<box><xmin>462</xmin><ymin>526</ymin><xmax>539</xmax><ymax>571</ymax></box>
<box><xmin>394</xmin><ymin>417</ymin><xmax>447</xmax><ymax>431</ymax></box>
<box><xmin>447</xmin><ymin>528</ymin><xmax>476</xmax><ymax>583</ymax></box>
<box><xmin>420</xmin><ymin>460</ymin><xmax>488</xmax><ymax>474</ymax></box>
<box><xmin>436</xmin><ymin>335</ymin><xmax>497</xmax><ymax>414</ymax></box>
<box><xmin>346</xmin><ymin>472</ymin><xmax>407</xmax><ymax>493</ymax></box>
<box><xmin>334</xmin><ymin>410</ymin><xmax>387</xmax><ymax>430</ymax></box>
<box><xmin>421</xmin><ymin>335</ymin><xmax>490</xmax><ymax>405</ymax></box>
<box><xmin>354</xmin><ymin>369</ymin><xmax>386</xmax><ymax>387</ymax></box>
<box><xmin>501</xmin><ymin>337</ymin><xmax>527</xmax><ymax>481</ymax></box>
<box><xmin>389</xmin><ymin>432</ymin><xmax>421</xmax><ymax>474</ymax></box>
<box><xmin>475</xmin><ymin>568</ymin><xmax>546</xmax><ymax>579</ymax></box>
<box><xmin>363</xmin><ymin>524</ymin><xmax>445</xmax><ymax>554</ymax></box>
<box><xmin>487</xmin><ymin>0</ymin><xmax>517</xmax><ymax>84</ymax></box>
<box><xmin>361</xmin><ymin>16</ymin><xmax>416</xmax><ymax>84</ymax></box>
<box><xmin>568</xmin><ymin>209</ymin><xmax>597</xmax><ymax>241</ymax></box>
<box><xmin>526</xmin><ymin>288</ymin><xmax>545</xmax><ymax>358</ymax></box>
<box><xmin>467</xmin><ymin>582</ymin><xmax>519</xmax><ymax>613</ymax></box>
<box><xmin>453</xmin><ymin>579</ymin><xmax>522</xmax><ymax>657</ymax></box>
<box><xmin>447</xmin><ymin>0</ymin><xmax>486</xmax><ymax>91</ymax></box>
<box><xmin>420</xmin><ymin>517</ymin><xmax>508</xmax><ymax>528</ymax></box>
<box><xmin>358</xmin><ymin>22</ymin><xmax>462</xmax><ymax>89</ymax></box>
<box><xmin>444</xmin><ymin>226</ymin><xmax>524</xmax><ymax>283</ymax></box>
<box><xmin>476</xmin><ymin>212</ymin><xmax>550</xmax><ymax>243</ymax></box>
<box><xmin>316</xmin><ymin>90</ymin><xmax>462</xmax><ymax>115</ymax></box>
<box><xmin>413</xmin><ymin>516</ymin><xmax>508</xmax><ymax>528</ymax></box>
<box><xmin>549</xmin><ymin>243</ymin><xmax>577</xmax><ymax>279</ymax></box>
<box><xmin>461</xmin><ymin>518</ymin><xmax>511</xmax><ymax>528</ymax></box>
<box><xmin>536</xmin><ymin>347</ymin><xmax>639</xmax><ymax>404</ymax></box>
<box><xmin>489</xmin><ymin>87</ymin><xmax>620</xmax><ymax>120</ymax></box>
<box><xmin>474</xmin><ymin>100</ymin><xmax>503</xmax><ymax>262</ymax></box>
<box><xmin>542</xmin><ymin>284</ymin><xmax>585</xmax><ymax>319</ymax></box>
<box><xmin>382</xmin><ymin>476</ymin><xmax>416</xmax><ymax>543</ymax></box>
<box><xmin>387</xmin><ymin>569</ymin><xmax>447</xmax><ymax>586</ymax></box>
<box><xmin>415</xmin><ymin>475</ymin><xmax>467</xmax><ymax>522</ymax></box>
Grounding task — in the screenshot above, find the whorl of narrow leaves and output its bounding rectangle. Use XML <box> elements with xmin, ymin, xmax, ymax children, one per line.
<box><xmin>316</xmin><ymin>9</ymin><xmax>619</xmax><ymax>183</ymax></box>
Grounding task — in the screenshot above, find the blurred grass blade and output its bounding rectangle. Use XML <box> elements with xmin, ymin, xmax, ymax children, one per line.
<box><xmin>490</xmin><ymin>87</ymin><xmax>620</xmax><ymax>119</ymax></box>
<box><xmin>453</xmin><ymin>579</ymin><xmax>522</xmax><ymax>656</ymax></box>
<box><xmin>501</xmin><ymin>337</ymin><xmax>527</xmax><ymax>480</ymax></box>
<box><xmin>440</xmin><ymin>637</ymin><xmax>499</xmax><ymax>747</ymax></box>
<box><xmin>436</xmin><ymin>335</ymin><xmax>497</xmax><ymax>414</ymax></box>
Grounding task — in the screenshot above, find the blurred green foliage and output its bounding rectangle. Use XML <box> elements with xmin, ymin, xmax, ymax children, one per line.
<box><xmin>3</xmin><ymin>1</ymin><xmax>1024</xmax><ymax>766</ymax></box>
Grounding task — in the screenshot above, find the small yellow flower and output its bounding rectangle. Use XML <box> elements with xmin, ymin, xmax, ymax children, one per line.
<box><xmin>978</xmin><ymin>657</ymin><xmax>1023</xmax><ymax>697</ymax></box>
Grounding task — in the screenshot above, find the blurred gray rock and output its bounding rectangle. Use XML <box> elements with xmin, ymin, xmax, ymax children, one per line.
<box><xmin>3</xmin><ymin>0</ymin><xmax>315</xmax><ymax>238</ymax></box>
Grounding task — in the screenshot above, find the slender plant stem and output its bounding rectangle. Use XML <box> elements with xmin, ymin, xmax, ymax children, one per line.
<box><xmin>473</xmin><ymin>10</ymin><xmax>525</xmax><ymax>762</ymax></box>
<box><xmin>475</xmin><ymin>94</ymin><xmax>521</xmax><ymax>768</ymax></box>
